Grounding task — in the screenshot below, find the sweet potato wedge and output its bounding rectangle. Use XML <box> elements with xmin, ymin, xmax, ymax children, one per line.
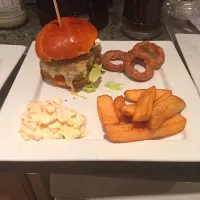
<box><xmin>114</xmin><ymin>96</ymin><xmax>130</xmax><ymax>123</ymax></box>
<box><xmin>124</xmin><ymin>89</ymin><xmax>172</xmax><ymax>102</ymax></box>
<box><xmin>132</xmin><ymin>122</ymin><xmax>147</xmax><ymax>129</ymax></box>
<box><xmin>132</xmin><ymin>86</ymin><xmax>156</xmax><ymax>122</ymax></box>
<box><xmin>104</xmin><ymin>123</ymin><xmax>151</xmax><ymax>143</ymax></box>
<box><xmin>154</xmin><ymin>92</ymin><xmax>172</xmax><ymax>106</ymax></box>
<box><xmin>120</xmin><ymin>104</ymin><xmax>137</xmax><ymax>117</ymax></box>
<box><xmin>152</xmin><ymin>114</ymin><xmax>186</xmax><ymax>139</ymax></box>
<box><xmin>97</xmin><ymin>95</ymin><xmax>119</xmax><ymax>127</ymax></box>
<box><xmin>147</xmin><ymin>95</ymin><xmax>186</xmax><ymax>130</ymax></box>
<box><xmin>104</xmin><ymin>114</ymin><xmax>186</xmax><ymax>143</ymax></box>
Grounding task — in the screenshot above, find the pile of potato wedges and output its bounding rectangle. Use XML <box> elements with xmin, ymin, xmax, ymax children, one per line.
<box><xmin>97</xmin><ymin>86</ymin><xmax>186</xmax><ymax>143</ymax></box>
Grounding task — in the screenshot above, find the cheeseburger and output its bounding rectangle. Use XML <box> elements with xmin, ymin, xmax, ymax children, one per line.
<box><xmin>35</xmin><ymin>17</ymin><xmax>102</xmax><ymax>91</ymax></box>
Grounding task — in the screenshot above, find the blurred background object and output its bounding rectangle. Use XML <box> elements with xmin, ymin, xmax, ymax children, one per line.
<box><xmin>112</xmin><ymin>0</ymin><xmax>124</xmax><ymax>20</ymax></box>
<box><xmin>0</xmin><ymin>0</ymin><xmax>27</xmax><ymax>28</ymax></box>
<box><xmin>120</xmin><ymin>0</ymin><xmax>164</xmax><ymax>40</ymax></box>
<box><xmin>163</xmin><ymin>0</ymin><xmax>200</xmax><ymax>20</ymax></box>
<box><xmin>36</xmin><ymin>0</ymin><xmax>109</xmax><ymax>30</ymax></box>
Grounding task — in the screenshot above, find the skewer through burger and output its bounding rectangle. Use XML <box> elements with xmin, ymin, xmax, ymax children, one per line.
<box><xmin>35</xmin><ymin>17</ymin><xmax>102</xmax><ymax>92</ymax></box>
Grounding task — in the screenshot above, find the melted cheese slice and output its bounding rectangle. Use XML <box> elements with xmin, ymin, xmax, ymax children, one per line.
<box><xmin>40</xmin><ymin>59</ymin><xmax>89</xmax><ymax>91</ymax></box>
<box><xmin>40</xmin><ymin>39</ymin><xmax>101</xmax><ymax>91</ymax></box>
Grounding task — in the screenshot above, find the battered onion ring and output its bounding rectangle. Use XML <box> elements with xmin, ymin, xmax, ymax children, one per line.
<box><xmin>132</xmin><ymin>41</ymin><xmax>165</xmax><ymax>70</ymax></box>
<box><xmin>123</xmin><ymin>51</ymin><xmax>155</xmax><ymax>81</ymax></box>
<box><xmin>102</xmin><ymin>50</ymin><xmax>126</xmax><ymax>72</ymax></box>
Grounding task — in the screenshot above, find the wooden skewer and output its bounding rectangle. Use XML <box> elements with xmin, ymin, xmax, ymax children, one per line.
<box><xmin>53</xmin><ymin>0</ymin><xmax>62</xmax><ymax>27</ymax></box>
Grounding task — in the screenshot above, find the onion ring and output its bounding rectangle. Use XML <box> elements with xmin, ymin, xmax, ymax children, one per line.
<box><xmin>123</xmin><ymin>51</ymin><xmax>155</xmax><ymax>81</ymax></box>
<box><xmin>102</xmin><ymin>50</ymin><xmax>126</xmax><ymax>72</ymax></box>
<box><xmin>132</xmin><ymin>41</ymin><xmax>165</xmax><ymax>70</ymax></box>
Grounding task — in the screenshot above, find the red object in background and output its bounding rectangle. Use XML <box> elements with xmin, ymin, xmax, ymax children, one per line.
<box><xmin>123</xmin><ymin>0</ymin><xmax>164</xmax><ymax>26</ymax></box>
<box><xmin>122</xmin><ymin>0</ymin><xmax>164</xmax><ymax>39</ymax></box>
<box><xmin>36</xmin><ymin>0</ymin><xmax>109</xmax><ymax>30</ymax></box>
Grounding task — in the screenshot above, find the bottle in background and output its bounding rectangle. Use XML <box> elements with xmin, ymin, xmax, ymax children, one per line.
<box><xmin>36</xmin><ymin>0</ymin><xmax>109</xmax><ymax>31</ymax></box>
<box><xmin>121</xmin><ymin>0</ymin><xmax>164</xmax><ymax>40</ymax></box>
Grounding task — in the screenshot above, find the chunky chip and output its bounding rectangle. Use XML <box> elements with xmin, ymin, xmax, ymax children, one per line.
<box><xmin>152</xmin><ymin>114</ymin><xmax>186</xmax><ymax>139</ymax></box>
<box><xmin>104</xmin><ymin>114</ymin><xmax>186</xmax><ymax>143</ymax></box>
<box><xmin>97</xmin><ymin>95</ymin><xmax>119</xmax><ymax>127</ymax></box>
<box><xmin>120</xmin><ymin>104</ymin><xmax>137</xmax><ymax>117</ymax></box>
<box><xmin>147</xmin><ymin>95</ymin><xmax>186</xmax><ymax>130</ymax></box>
<box><xmin>124</xmin><ymin>89</ymin><xmax>172</xmax><ymax>102</ymax></box>
<box><xmin>154</xmin><ymin>92</ymin><xmax>172</xmax><ymax>106</ymax></box>
<box><xmin>104</xmin><ymin>123</ymin><xmax>151</xmax><ymax>143</ymax></box>
<box><xmin>132</xmin><ymin>86</ymin><xmax>156</xmax><ymax>122</ymax></box>
<box><xmin>114</xmin><ymin>96</ymin><xmax>130</xmax><ymax>123</ymax></box>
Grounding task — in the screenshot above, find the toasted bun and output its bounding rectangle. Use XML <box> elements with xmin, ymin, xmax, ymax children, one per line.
<box><xmin>41</xmin><ymin>69</ymin><xmax>90</xmax><ymax>89</ymax></box>
<box><xmin>36</xmin><ymin>17</ymin><xmax>98</xmax><ymax>62</ymax></box>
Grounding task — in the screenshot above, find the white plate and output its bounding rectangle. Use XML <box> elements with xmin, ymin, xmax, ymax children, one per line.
<box><xmin>189</xmin><ymin>17</ymin><xmax>200</xmax><ymax>31</ymax></box>
<box><xmin>176</xmin><ymin>34</ymin><xmax>200</xmax><ymax>94</ymax></box>
<box><xmin>0</xmin><ymin>41</ymin><xmax>200</xmax><ymax>162</ymax></box>
<box><xmin>0</xmin><ymin>44</ymin><xmax>26</xmax><ymax>90</ymax></box>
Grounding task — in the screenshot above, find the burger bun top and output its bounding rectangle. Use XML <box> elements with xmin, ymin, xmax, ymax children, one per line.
<box><xmin>35</xmin><ymin>17</ymin><xmax>98</xmax><ymax>62</ymax></box>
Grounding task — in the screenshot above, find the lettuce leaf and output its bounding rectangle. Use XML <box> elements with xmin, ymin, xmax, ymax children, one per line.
<box><xmin>89</xmin><ymin>64</ymin><xmax>102</xmax><ymax>84</ymax></box>
<box><xmin>104</xmin><ymin>81</ymin><xmax>124</xmax><ymax>91</ymax></box>
<box><xmin>83</xmin><ymin>64</ymin><xmax>102</xmax><ymax>93</ymax></box>
<box><xmin>83</xmin><ymin>84</ymin><xmax>97</xmax><ymax>93</ymax></box>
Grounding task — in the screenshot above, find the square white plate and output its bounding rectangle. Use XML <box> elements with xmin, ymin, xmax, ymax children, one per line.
<box><xmin>0</xmin><ymin>44</ymin><xmax>26</xmax><ymax>90</ymax></box>
<box><xmin>0</xmin><ymin>41</ymin><xmax>200</xmax><ymax>162</ymax></box>
<box><xmin>176</xmin><ymin>34</ymin><xmax>200</xmax><ymax>94</ymax></box>
<box><xmin>189</xmin><ymin>17</ymin><xmax>200</xmax><ymax>31</ymax></box>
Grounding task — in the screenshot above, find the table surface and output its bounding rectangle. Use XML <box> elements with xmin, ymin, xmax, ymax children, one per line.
<box><xmin>0</xmin><ymin>7</ymin><xmax>199</xmax><ymax>48</ymax></box>
<box><xmin>1</xmin><ymin>7</ymin><xmax>200</xmax><ymax>180</ymax></box>
<box><xmin>0</xmin><ymin>8</ymin><xmax>170</xmax><ymax>50</ymax></box>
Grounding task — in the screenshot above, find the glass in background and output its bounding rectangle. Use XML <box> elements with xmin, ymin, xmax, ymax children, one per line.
<box><xmin>163</xmin><ymin>0</ymin><xmax>200</xmax><ymax>20</ymax></box>
<box><xmin>120</xmin><ymin>0</ymin><xmax>164</xmax><ymax>40</ymax></box>
<box><xmin>112</xmin><ymin>0</ymin><xmax>124</xmax><ymax>20</ymax></box>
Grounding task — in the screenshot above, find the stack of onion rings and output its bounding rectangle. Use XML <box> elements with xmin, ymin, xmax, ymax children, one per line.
<box><xmin>102</xmin><ymin>41</ymin><xmax>165</xmax><ymax>81</ymax></box>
